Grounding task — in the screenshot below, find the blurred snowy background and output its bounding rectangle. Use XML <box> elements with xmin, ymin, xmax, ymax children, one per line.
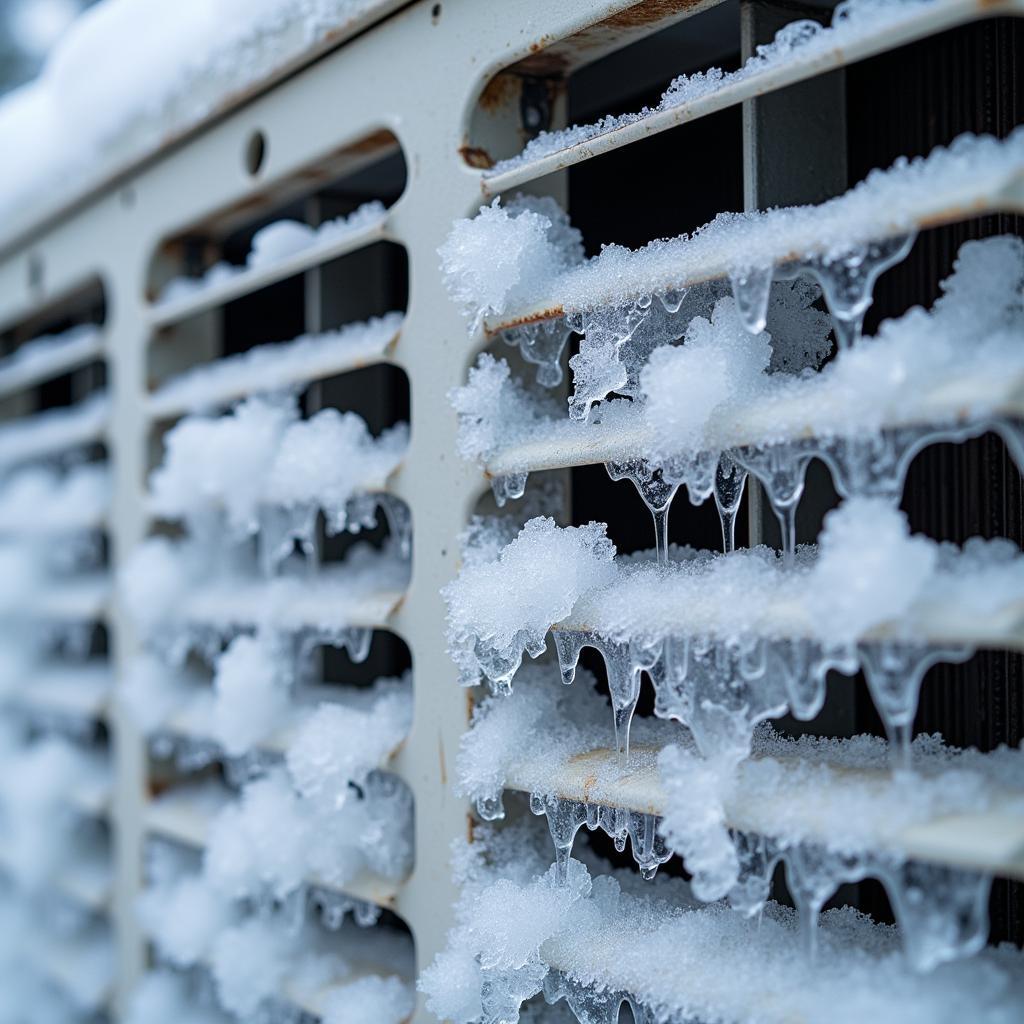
<box><xmin>0</xmin><ymin>0</ymin><xmax>94</xmax><ymax>96</ymax></box>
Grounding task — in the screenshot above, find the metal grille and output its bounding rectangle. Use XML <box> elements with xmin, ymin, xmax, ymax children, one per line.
<box><xmin>0</xmin><ymin>1</ymin><xmax>1022</xmax><ymax>1021</ymax></box>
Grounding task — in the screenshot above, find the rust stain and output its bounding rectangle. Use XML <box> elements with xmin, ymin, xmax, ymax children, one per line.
<box><xmin>346</xmin><ymin>128</ymin><xmax>398</xmax><ymax>156</ymax></box>
<box><xmin>485</xmin><ymin>304</ymin><xmax>565</xmax><ymax>336</ymax></box>
<box><xmin>582</xmin><ymin>773</ymin><xmax>598</xmax><ymax>801</ymax></box>
<box><xmin>604</xmin><ymin>0</ymin><xmax>706</xmax><ymax>30</ymax></box>
<box><xmin>478</xmin><ymin>72</ymin><xmax>520</xmax><ymax>113</ymax></box>
<box><xmin>438</xmin><ymin>733</ymin><xmax>448</xmax><ymax>786</ymax></box>
<box><xmin>460</xmin><ymin>144</ymin><xmax>495</xmax><ymax>170</ymax></box>
<box><xmin>514</xmin><ymin>49</ymin><xmax>571</xmax><ymax>77</ymax></box>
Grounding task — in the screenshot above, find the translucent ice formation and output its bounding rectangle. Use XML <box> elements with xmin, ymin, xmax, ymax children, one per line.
<box><xmin>149</xmin><ymin>311</ymin><xmax>402</xmax><ymax>415</ymax></box>
<box><xmin>445</xmin><ymin>505</ymin><xmax>1024</xmax><ymax>761</ymax></box>
<box><xmin>658</xmin><ymin>729</ymin><xmax>1021</xmax><ymax>968</ymax></box>
<box><xmin>445</xmin><ymin>131</ymin><xmax>1024</xmax><ymax>416</ymax></box>
<box><xmin>420</xmin><ymin>827</ymin><xmax>1024</xmax><ymax>1024</ymax></box>
<box><xmin>452</xmin><ymin>238</ymin><xmax>1024</xmax><ymax>533</ymax></box>
<box><xmin>456</xmin><ymin>664</ymin><xmax>676</xmax><ymax>877</ymax></box>
<box><xmin>456</xmin><ymin>663</ymin><xmax>1020</xmax><ymax>970</ymax></box>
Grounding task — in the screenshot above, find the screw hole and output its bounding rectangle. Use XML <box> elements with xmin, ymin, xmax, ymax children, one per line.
<box><xmin>431</xmin><ymin>3</ymin><xmax>441</xmax><ymax>22</ymax></box>
<box><xmin>245</xmin><ymin>130</ymin><xmax>267</xmax><ymax>176</ymax></box>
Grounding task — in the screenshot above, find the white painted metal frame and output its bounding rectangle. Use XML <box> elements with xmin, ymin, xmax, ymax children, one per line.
<box><xmin>0</xmin><ymin>1</ymin><xmax>1021</xmax><ymax>1021</ymax></box>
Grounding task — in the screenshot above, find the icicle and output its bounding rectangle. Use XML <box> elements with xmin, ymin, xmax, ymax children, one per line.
<box><xmin>728</xmin><ymin>263</ymin><xmax>774</xmax><ymax>334</ymax></box>
<box><xmin>658</xmin><ymin>287</ymin><xmax>687</xmax><ymax>313</ymax></box>
<box><xmin>501</xmin><ymin>317</ymin><xmax>573</xmax><ymax>388</ymax></box>
<box><xmin>996</xmin><ymin>417</ymin><xmax>1024</xmax><ymax>474</ymax></box>
<box><xmin>541</xmin><ymin>796</ymin><xmax>587</xmax><ymax>885</ymax></box>
<box><xmin>490</xmin><ymin>471</ymin><xmax>528</xmax><ymax>507</ymax></box>
<box><xmin>732</xmin><ymin>444</ymin><xmax>812</xmax><ymax>559</ymax></box>
<box><xmin>728</xmin><ymin>832</ymin><xmax>781</xmax><ymax>918</ymax></box>
<box><xmin>784</xmin><ymin>845</ymin><xmax>867</xmax><ymax>960</ymax></box>
<box><xmin>546</xmin><ymin>970</ymin><xmax>631</xmax><ymax>1024</ymax></box>
<box><xmin>257</xmin><ymin>503</ymin><xmax>318</xmax><ymax>576</ymax></box>
<box><xmin>625</xmin><ymin>812</ymin><xmax>672</xmax><ymax>880</ymax></box>
<box><xmin>311</xmin><ymin>887</ymin><xmax>379</xmax><ymax>929</ymax></box>
<box><xmin>768</xmin><ymin>638</ymin><xmax>856</xmax><ymax>723</ymax></box>
<box><xmin>683</xmin><ymin>639</ymin><xmax>789</xmax><ymax>761</ymax></box>
<box><xmin>819</xmin><ymin>427</ymin><xmax>936</xmax><ymax>504</ymax></box>
<box><xmin>476</xmin><ymin>792</ymin><xmax>506</xmax><ymax>821</ymax></box>
<box><xmin>859</xmin><ymin>641</ymin><xmax>972</xmax><ymax>767</ymax></box>
<box><xmin>377</xmin><ymin>493</ymin><xmax>413</xmax><ymax>560</ymax></box>
<box><xmin>650</xmin><ymin>634</ymin><xmax>689</xmax><ymax>723</ymax></box>
<box><xmin>880</xmin><ymin>861</ymin><xmax>992</xmax><ymax>972</ymax></box>
<box><xmin>590</xmin><ymin>637</ymin><xmax>659</xmax><ymax>763</ymax></box>
<box><xmin>663</xmin><ymin>447</ymin><xmax>718</xmax><ymax>507</ymax></box>
<box><xmin>553</xmin><ymin>631</ymin><xmax>587</xmax><ymax>686</ymax></box>
<box><xmin>789</xmin><ymin>232</ymin><xmax>916</xmax><ymax>350</ymax></box>
<box><xmin>332</xmin><ymin>626</ymin><xmax>374</xmax><ymax>664</ymax></box>
<box><xmin>714</xmin><ymin>454</ymin><xmax>747</xmax><ymax>554</ymax></box>
<box><xmin>606</xmin><ymin>458</ymin><xmax>679</xmax><ymax>564</ymax></box>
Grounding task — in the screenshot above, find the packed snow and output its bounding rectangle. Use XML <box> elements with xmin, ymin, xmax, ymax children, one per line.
<box><xmin>0</xmin><ymin>0</ymin><xmax>395</xmax><ymax>245</ymax></box>
<box><xmin>123</xmin><ymin>535</ymin><xmax>408</xmax><ymax>649</ymax></box>
<box><xmin>148</xmin><ymin>392</ymin><xmax>407</xmax><ymax>527</ymax></box>
<box><xmin>156</xmin><ymin>201</ymin><xmax>389</xmax><ymax>307</ymax></box>
<box><xmin>444</xmin><ymin>503</ymin><xmax>1024</xmax><ymax>761</ymax></box>
<box><xmin>444</xmin><ymin>131</ymin><xmax>1024</xmax><ymax>418</ymax></box>
<box><xmin>148</xmin><ymin>393</ymin><xmax>407</xmax><ymax>558</ymax></box>
<box><xmin>419</xmin><ymin>824</ymin><xmax>1024</xmax><ymax>1024</ymax></box>
<box><xmin>0</xmin><ymin>324</ymin><xmax>103</xmax><ymax>397</ymax></box>
<box><xmin>138</xmin><ymin>860</ymin><xmax>414</xmax><ymax>1020</ymax></box>
<box><xmin>0</xmin><ymin>392</ymin><xmax>107</xmax><ymax>468</ymax></box>
<box><xmin>439</xmin><ymin>195</ymin><xmax>584</xmax><ymax>336</ymax></box>
<box><xmin>452</xmin><ymin>236</ymin><xmax>1024</xmax><ymax>544</ymax></box>
<box><xmin>456</xmin><ymin>665</ymin><xmax>1021</xmax><ymax>969</ymax></box>
<box><xmin>124</xmin><ymin>970</ymin><xmax>231</xmax><ymax>1024</ymax></box>
<box><xmin>0</xmin><ymin>462</ymin><xmax>108</xmax><ymax>534</ymax></box>
<box><xmin>149</xmin><ymin>311</ymin><xmax>402</xmax><ymax>415</ymax></box>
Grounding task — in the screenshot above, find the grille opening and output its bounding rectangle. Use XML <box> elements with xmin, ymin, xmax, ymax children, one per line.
<box><xmin>0</xmin><ymin>277</ymin><xmax>105</xmax><ymax>353</ymax></box>
<box><xmin>482</xmin><ymin>0</ymin><xmax>1024</xmax><ymax>962</ymax></box>
<box><xmin>147</xmin><ymin>241</ymin><xmax>407</xmax><ymax>403</ymax></box>
<box><xmin>316</xmin><ymin>631</ymin><xmax>411</xmax><ymax>689</ymax></box>
<box><xmin>146</xmin><ymin>131</ymin><xmax>407</xmax><ymax>301</ymax></box>
<box><xmin>465</xmin><ymin>0</ymin><xmax>739</xmax><ymax>170</ymax></box>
